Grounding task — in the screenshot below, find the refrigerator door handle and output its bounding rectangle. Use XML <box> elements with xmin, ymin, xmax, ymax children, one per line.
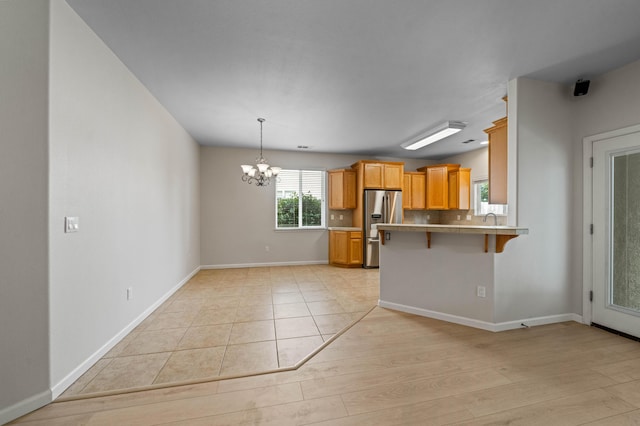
<box><xmin>384</xmin><ymin>194</ymin><xmax>389</xmax><ymax>222</ymax></box>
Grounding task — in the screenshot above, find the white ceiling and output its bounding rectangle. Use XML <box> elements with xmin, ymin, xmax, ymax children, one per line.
<box><xmin>66</xmin><ymin>0</ymin><xmax>640</xmax><ymax>159</ymax></box>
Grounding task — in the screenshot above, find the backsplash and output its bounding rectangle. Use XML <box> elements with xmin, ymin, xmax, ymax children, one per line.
<box><xmin>403</xmin><ymin>210</ymin><xmax>441</xmax><ymax>224</ymax></box>
<box><xmin>327</xmin><ymin>209</ymin><xmax>354</xmax><ymax>227</ymax></box>
<box><xmin>403</xmin><ymin>209</ymin><xmax>506</xmax><ymax>226</ymax></box>
<box><xmin>328</xmin><ymin>208</ymin><xmax>506</xmax><ymax>227</ymax></box>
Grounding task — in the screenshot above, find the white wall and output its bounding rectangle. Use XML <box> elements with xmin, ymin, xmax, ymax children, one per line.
<box><xmin>200</xmin><ymin>147</ymin><xmax>422</xmax><ymax>267</ymax></box>
<box><xmin>0</xmin><ymin>1</ymin><xmax>51</xmax><ymax>422</ymax></box>
<box><xmin>48</xmin><ymin>0</ymin><xmax>200</xmax><ymax>395</ymax></box>
<box><xmin>572</xmin><ymin>59</ymin><xmax>640</xmax><ymax>316</ymax></box>
<box><xmin>494</xmin><ymin>78</ymin><xmax>574</xmax><ymax>323</ymax></box>
<box><xmin>442</xmin><ymin>148</ymin><xmax>489</xmax><ymax>183</ymax></box>
<box><xmin>380</xmin><ymin>232</ymin><xmax>495</xmax><ymax>323</ymax></box>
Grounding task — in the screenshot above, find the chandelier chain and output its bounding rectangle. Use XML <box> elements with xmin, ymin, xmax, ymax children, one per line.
<box><xmin>258</xmin><ymin>117</ymin><xmax>264</xmax><ymax>158</ymax></box>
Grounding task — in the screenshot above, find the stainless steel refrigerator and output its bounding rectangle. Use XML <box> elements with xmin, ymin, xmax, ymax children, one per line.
<box><xmin>363</xmin><ymin>190</ymin><xmax>402</xmax><ymax>268</ymax></box>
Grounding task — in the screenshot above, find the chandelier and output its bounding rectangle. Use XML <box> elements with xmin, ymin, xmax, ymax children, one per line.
<box><xmin>241</xmin><ymin>118</ymin><xmax>281</xmax><ymax>186</ymax></box>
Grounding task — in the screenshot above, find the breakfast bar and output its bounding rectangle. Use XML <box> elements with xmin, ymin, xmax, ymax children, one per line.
<box><xmin>375</xmin><ymin>223</ymin><xmax>533</xmax><ymax>331</ymax></box>
<box><xmin>377</xmin><ymin>224</ymin><xmax>528</xmax><ymax>253</ymax></box>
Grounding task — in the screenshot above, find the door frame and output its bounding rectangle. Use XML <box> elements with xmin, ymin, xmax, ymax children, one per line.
<box><xmin>583</xmin><ymin>123</ymin><xmax>640</xmax><ymax>325</ymax></box>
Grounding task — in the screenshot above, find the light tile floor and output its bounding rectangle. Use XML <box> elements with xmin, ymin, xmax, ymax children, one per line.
<box><xmin>61</xmin><ymin>265</ymin><xmax>379</xmax><ymax>397</ymax></box>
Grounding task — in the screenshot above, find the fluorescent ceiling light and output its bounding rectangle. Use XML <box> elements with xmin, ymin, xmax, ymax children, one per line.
<box><xmin>401</xmin><ymin>121</ymin><xmax>466</xmax><ymax>150</ymax></box>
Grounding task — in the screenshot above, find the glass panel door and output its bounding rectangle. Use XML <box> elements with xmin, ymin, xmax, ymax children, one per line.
<box><xmin>592</xmin><ymin>130</ymin><xmax>640</xmax><ymax>338</ymax></box>
<box><xmin>610</xmin><ymin>152</ymin><xmax>640</xmax><ymax>314</ymax></box>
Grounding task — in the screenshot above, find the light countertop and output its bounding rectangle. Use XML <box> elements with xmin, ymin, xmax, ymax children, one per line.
<box><xmin>376</xmin><ymin>223</ymin><xmax>528</xmax><ymax>235</ymax></box>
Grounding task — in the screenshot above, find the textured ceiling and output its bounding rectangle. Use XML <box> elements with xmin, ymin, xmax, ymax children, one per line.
<box><xmin>67</xmin><ymin>0</ymin><xmax>640</xmax><ymax>159</ymax></box>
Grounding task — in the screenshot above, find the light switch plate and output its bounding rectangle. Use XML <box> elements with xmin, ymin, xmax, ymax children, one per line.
<box><xmin>65</xmin><ymin>216</ymin><xmax>79</xmax><ymax>233</ymax></box>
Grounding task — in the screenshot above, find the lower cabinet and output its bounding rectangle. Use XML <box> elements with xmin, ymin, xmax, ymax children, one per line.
<box><xmin>329</xmin><ymin>230</ymin><xmax>362</xmax><ymax>267</ymax></box>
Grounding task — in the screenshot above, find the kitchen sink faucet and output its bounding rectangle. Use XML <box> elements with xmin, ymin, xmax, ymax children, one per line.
<box><xmin>483</xmin><ymin>212</ymin><xmax>498</xmax><ymax>226</ymax></box>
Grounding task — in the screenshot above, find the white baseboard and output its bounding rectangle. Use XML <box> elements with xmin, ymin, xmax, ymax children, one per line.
<box><xmin>378</xmin><ymin>300</ymin><xmax>583</xmax><ymax>332</ymax></box>
<box><xmin>0</xmin><ymin>389</ymin><xmax>51</xmax><ymax>426</ymax></box>
<box><xmin>201</xmin><ymin>260</ymin><xmax>328</xmax><ymax>269</ymax></box>
<box><xmin>50</xmin><ymin>265</ymin><xmax>201</xmax><ymax>399</ymax></box>
<box><xmin>493</xmin><ymin>313</ymin><xmax>583</xmax><ymax>331</ymax></box>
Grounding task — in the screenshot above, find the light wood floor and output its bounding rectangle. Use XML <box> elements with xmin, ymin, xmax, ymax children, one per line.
<box><xmin>11</xmin><ymin>304</ymin><xmax>640</xmax><ymax>425</ymax></box>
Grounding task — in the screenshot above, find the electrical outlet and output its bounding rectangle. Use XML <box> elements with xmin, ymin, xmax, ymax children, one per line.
<box><xmin>456</xmin><ymin>215</ymin><xmax>461</xmax><ymax>221</ymax></box>
<box><xmin>330</xmin><ymin>214</ymin><xmax>335</xmax><ymax>220</ymax></box>
<box><xmin>126</xmin><ymin>287</ymin><xmax>133</xmax><ymax>300</ymax></box>
<box><xmin>477</xmin><ymin>286</ymin><xmax>486</xmax><ymax>298</ymax></box>
<box><xmin>466</xmin><ymin>215</ymin><xmax>472</xmax><ymax>221</ymax></box>
<box><xmin>339</xmin><ymin>214</ymin><xmax>343</xmax><ymax>220</ymax></box>
<box><xmin>265</xmin><ymin>245</ymin><xmax>270</xmax><ymax>252</ymax></box>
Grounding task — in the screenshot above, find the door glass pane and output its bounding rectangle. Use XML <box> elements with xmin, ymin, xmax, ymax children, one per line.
<box><xmin>611</xmin><ymin>152</ymin><xmax>640</xmax><ymax>313</ymax></box>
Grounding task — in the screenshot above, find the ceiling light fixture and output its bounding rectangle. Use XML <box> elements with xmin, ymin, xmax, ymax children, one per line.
<box><xmin>401</xmin><ymin>121</ymin><xmax>466</xmax><ymax>150</ymax></box>
<box><xmin>241</xmin><ymin>118</ymin><xmax>281</xmax><ymax>186</ymax></box>
<box><xmin>480</xmin><ymin>140</ymin><xmax>489</xmax><ymax>145</ymax></box>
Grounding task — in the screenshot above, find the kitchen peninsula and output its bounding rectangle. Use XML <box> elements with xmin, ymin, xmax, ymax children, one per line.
<box><xmin>374</xmin><ymin>223</ymin><xmax>561</xmax><ymax>332</ymax></box>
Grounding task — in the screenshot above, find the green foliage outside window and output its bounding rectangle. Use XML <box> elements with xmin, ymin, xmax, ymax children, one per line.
<box><xmin>277</xmin><ymin>192</ymin><xmax>322</xmax><ymax>227</ymax></box>
<box><xmin>480</xmin><ymin>182</ymin><xmax>489</xmax><ymax>203</ymax></box>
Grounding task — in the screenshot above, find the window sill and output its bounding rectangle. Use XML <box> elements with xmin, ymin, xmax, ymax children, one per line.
<box><xmin>274</xmin><ymin>227</ymin><xmax>326</xmax><ymax>232</ymax></box>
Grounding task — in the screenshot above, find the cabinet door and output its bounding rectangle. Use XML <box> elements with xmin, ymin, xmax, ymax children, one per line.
<box><xmin>329</xmin><ymin>231</ymin><xmax>337</xmax><ymax>263</ymax></box>
<box><xmin>410</xmin><ymin>173</ymin><xmax>426</xmax><ymax>209</ymax></box>
<box><xmin>348</xmin><ymin>232</ymin><xmax>362</xmax><ymax>265</ymax></box>
<box><xmin>447</xmin><ymin>168</ymin><xmax>471</xmax><ymax>210</ymax></box>
<box><xmin>403</xmin><ymin>174</ymin><xmax>412</xmax><ymax>209</ymax></box>
<box><xmin>328</xmin><ymin>172</ymin><xmax>345</xmax><ymax>210</ymax></box>
<box><xmin>457</xmin><ymin>168</ymin><xmax>470</xmax><ymax>210</ymax></box>
<box><xmin>383</xmin><ymin>164</ymin><xmax>403</xmax><ymax>189</ymax></box>
<box><xmin>343</xmin><ymin>171</ymin><xmax>356</xmax><ymax>209</ymax></box>
<box><xmin>448</xmin><ymin>171</ymin><xmax>459</xmax><ymax>209</ymax></box>
<box><xmin>486</xmin><ymin>117</ymin><xmax>508</xmax><ymax>204</ymax></box>
<box><xmin>330</xmin><ymin>231</ymin><xmax>349</xmax><ymax>265</ymax></box>
<box><xmin>363</xmin><ymin>163</ymin><xmax>384</xmax><ymax>188</ymax></box>
<box><xmin>328</xmin><ymin>170</ymin><xmax>356</xmax><ymax>209</ymax></box>
<box><xmin>426</xmin><ymin>166</ymin><xmax>448</xmax><ymax>210</ymax></box>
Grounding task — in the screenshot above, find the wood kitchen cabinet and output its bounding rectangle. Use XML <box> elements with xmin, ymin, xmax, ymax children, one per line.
<box><xmin>329</xmin><ymin>230</ymin><xmax>362</xmax><ymax>267</ymax></box>
<box><xmin>448</xmin><ymin>168</ymin><xmax>471</xmax><ymax>210</ymax></box>
<box><xmin>403</xmin><ymin>172</ymin><xmax>426</xmax><ymax>210</ymax></box>
<box><xmin>418</xmin><ymin>164</ymin><xmax>460</xmax><ymax>210</ymax></box>
<box><xmin>351</xmin><ymin>160</ymin><xmax>405</xmax><ymax>228</ymax></box>
<box><xmin>328</xmin><ymin>169</ymin><xmax>356</xmax><ymax>209</ymax></box>
<box><xmin>484</xmin><ymin>99</ymin><xmax>508</xmax><ymax>204</ymax></box>
<box><xmin>356</xmin><ymin>161</ymin><xmax>404</xmax><ymax>189</ymax></box>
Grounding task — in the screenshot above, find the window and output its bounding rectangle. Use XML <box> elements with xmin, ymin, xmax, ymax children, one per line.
<box><xmin>474</xmin><ymin>179</ymin><xmax>507</xmax><ymax>216</ymax></box>
<box><xmin>275</xmin><ymin>169</ymin><xmax>325</xmax><ymax>229</ymax></box>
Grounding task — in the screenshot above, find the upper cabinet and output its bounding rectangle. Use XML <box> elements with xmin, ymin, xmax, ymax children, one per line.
<box><xmin>355</xmin><ymin>161</ymin><xmax>404</xmax><ymax>189</ymax></box>
<box><xmin>418</xmin><ymin>164</ymin><xmax>459</xmax><ymax>210</ymax></box>
<box><xmin>328</xmin><ymin>169</ymin><xmax>356</xmax><ymax>209</ymax></box>
<box><xmin>448</xmin><ymin>168</ymin><xmax>470</xmax><ymax>210</ymax></box>
<box><xmin>484</xmin><ymin>97</ymin><xmax>508</xmax><ymax>204</ymax></box>
<box><xmin>403</xmin><ymin>172</ymin><xmax>426</xmax><ymax>210</ymax></box>
<box><xmin>415</xmin><ymin>164</ymin><xmax>470</xmax><ymax>210</ymax></box>
<box><xmin>351</xmin><ymin>160</ymin><xmax>404</xmax><ymax>228</ymax></box>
